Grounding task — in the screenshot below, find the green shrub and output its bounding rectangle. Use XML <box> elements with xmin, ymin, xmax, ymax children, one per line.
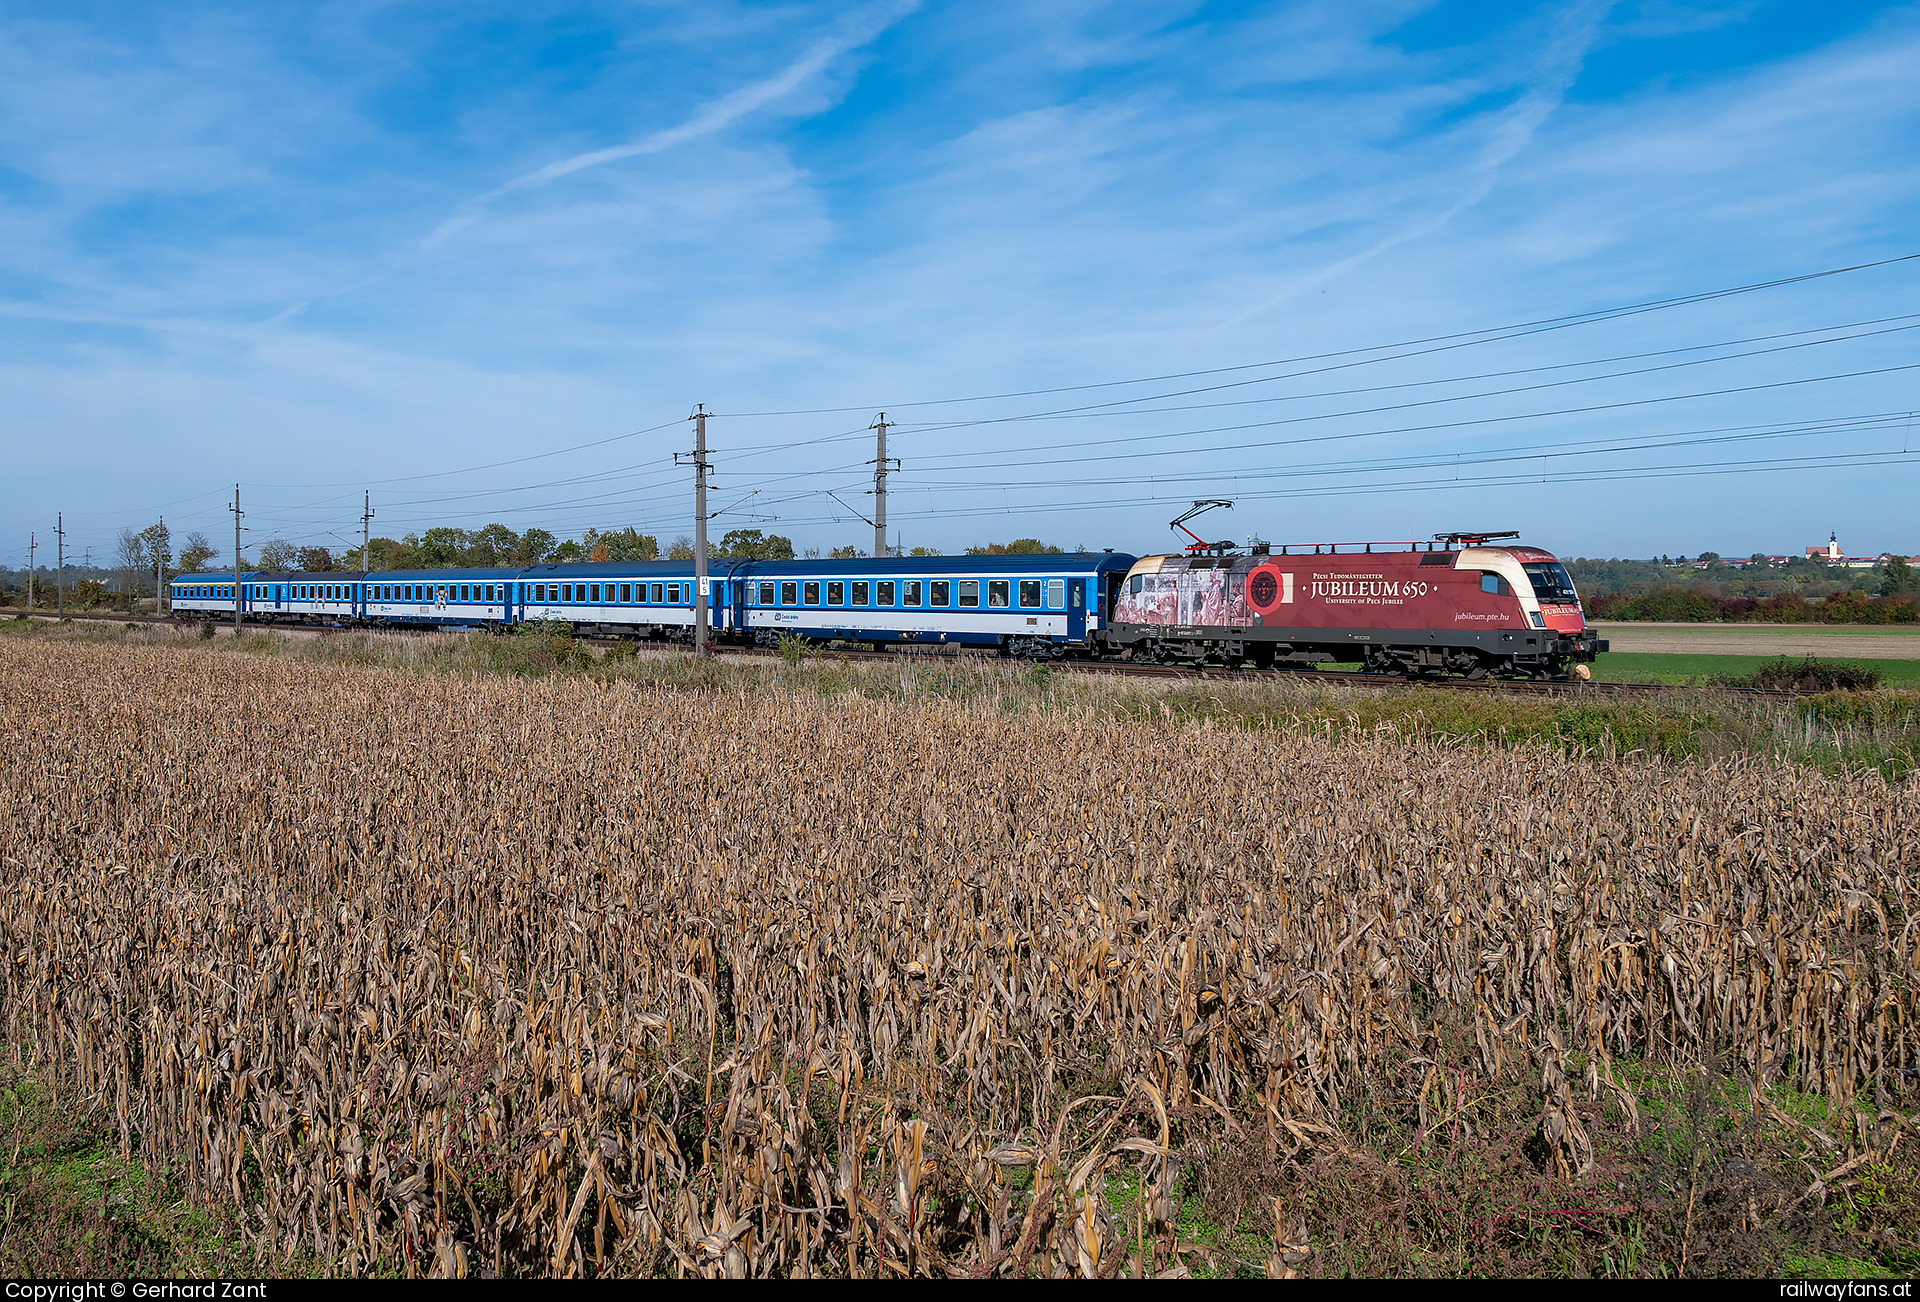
<box><xmin>1731</xmin><ymin>656</ymin><xmax>1884</xmax><ymax>692</ymax></box>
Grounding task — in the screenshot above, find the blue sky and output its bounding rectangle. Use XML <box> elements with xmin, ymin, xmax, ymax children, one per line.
<box><xmin>3</xmin><ymin>0</ymin><xmax>1917</xmax><ymax>569</ymax></box>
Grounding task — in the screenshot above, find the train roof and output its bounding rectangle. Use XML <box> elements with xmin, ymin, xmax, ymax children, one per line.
<box><xmin>238</xmin><ymin>553</ymin><xmax>1140</xmax><ymax>583</ymax></box>
<box><xmin>722</xmin><ymin>552</ymin><xmax>1137</xmax><ymax>577</ymax></box>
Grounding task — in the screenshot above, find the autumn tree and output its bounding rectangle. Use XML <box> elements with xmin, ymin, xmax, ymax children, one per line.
<box><xmin>258</xmin><ymin>540</ymin><xmax>302</xmax><ymax>571</ymax></box>
<box><xmin>177</xmin><ymin>531</ymin><xmax>218</xmax><ymax>574</ymax></box>
<box><xmin>717</xmin><ymin>529</ymin><xmax>793</xmax><ymax>560</ymax></box>
<box><xmin>964</xmin><ymin>539</ymin><xmax>1062</xmax><ymax>556</ymax></box>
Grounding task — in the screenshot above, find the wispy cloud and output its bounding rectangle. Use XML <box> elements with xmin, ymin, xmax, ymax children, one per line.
<box><xmin>426</xmin><ymin>1</ymin><xmax>918</xmax><ymax>246</ymax></box>
<box><xmin>1220</xmin><ymin>0</ymin><xmax>1618</xmax><ymax>328</ymax></box>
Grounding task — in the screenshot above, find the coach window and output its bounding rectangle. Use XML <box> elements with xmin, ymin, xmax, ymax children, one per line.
<box><xmin>851</xmin><ymin>581</ymin><xmax>868</xmax><ymax>605</ymax></box>
<box><xmin>877</xmin><ymin>580</ymin><xmax>894</xmax><ymax>605</ymax></box>
<box><xmin>586</xmin><ymin>583</ymin><xmax>597</xmax><ymax>602</ymax></box>
<box><xmin>987</xmin><ymin>580</ymin><xmax>1009</xmax><ymax>608</ymax></box>
<box><xmin>929</xmin><ymin>580</ymin><xmax>948</xmax><ymax>606</ymax></box>
<box><xmin>780</xmin><ymin>581</ymin><xmax>797</xmax><ymax>605</ymax></box>
<box><xmin>828</xmin><ymin>581</ymin><xmax>844</xmax><ymax>605</ymax></box>
<box><xmin>804</xmin><ymin>581</ymin><xmax>820</xmax><ymax>605</ymax></box>
<box><xmin>958</xmin><ymin>580</ymin><xmax>978</xmax><ymax>608</ymax></box>
<box><xmin>664</xmin><ymin>582</ymin><xmax>677</xmax><ymax>603</ymax></box>
<box><xmin>757</xmin><ymin>581</ymin><xmax>774</xmax><ymax>605</ymax></box>
<box><xmin>1480</xmin><ymin>573</ymin><xmax>1510</xmax><ymax>595</ymax></box>
<box><xmin>614</xmin><ymin>583</ymin><xmax>626</xmax><ymax>603</ymax></box>
<box><xmin>1019</xmin><ymin>580</ymin><xmax>1041</xmax><ymax>608</ymax></box>
<box><xmin>1047</xmin><ymin>580</ymin><xmax>1065</xmax><ymax>609</ymax></box>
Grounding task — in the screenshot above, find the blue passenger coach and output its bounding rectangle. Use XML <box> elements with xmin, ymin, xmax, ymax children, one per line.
<box><xmin>725</xmin><ymin>552</ymin><xmax>1137</xmax><ymax>657</ymax></box>
<box><xmin>169</xmin><ymin>551</ymin><xmax>1138</xmax><ymax>658</ymax></box>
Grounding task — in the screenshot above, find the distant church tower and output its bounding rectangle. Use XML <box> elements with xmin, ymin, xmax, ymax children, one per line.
<box><xmin>1828</xmin><ymin>532</ymin><xmax>1842</xmax><ymax>560</ymax></box>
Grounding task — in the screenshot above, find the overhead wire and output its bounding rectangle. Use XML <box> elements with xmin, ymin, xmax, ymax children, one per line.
<box><xmin>707</xmin><ymin>252</ymin><xmax>1920</xmax><ymax>417</ymax></box>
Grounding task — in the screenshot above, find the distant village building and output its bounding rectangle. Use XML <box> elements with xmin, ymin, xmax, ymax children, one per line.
<box><xmin>1803</xmin><ymin>533</ymin><xmax>1891</xmax><ymax>569</ymax></box>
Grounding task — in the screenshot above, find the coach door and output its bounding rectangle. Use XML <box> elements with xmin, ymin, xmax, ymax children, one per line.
<box><xmin>1068</xmin><ymin>579</ymin><xmax>1087</xmax><ymax>640</ymax></box>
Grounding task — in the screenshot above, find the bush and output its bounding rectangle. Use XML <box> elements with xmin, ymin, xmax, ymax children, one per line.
<box><xmin>1729</xmin><ymin>656</ymin><xmax>1884</xmax><ymax>692</ymax></box>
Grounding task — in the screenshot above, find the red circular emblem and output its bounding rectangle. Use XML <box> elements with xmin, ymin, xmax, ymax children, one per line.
<box><xmin>1246</xmin><ymin>563</ymin><xmax>1286</xmax><ymax>616</ymax></box>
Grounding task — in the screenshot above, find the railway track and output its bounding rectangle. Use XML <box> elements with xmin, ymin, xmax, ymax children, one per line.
<box><xmin>13</xmin><ymin>609</ymin><xmax>1801</xmax><ymax>699</ymax></box>
<box><xmin>696</xmin><ymin>641</ymin><xmax>1801</xmax><ymax>699</ymax></box>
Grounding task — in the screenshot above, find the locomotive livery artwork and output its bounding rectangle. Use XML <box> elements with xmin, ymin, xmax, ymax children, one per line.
<box><xmin>167</xmin><ymin>516</ymin><xmax>1606</xmax><ymax>680</ymax></box>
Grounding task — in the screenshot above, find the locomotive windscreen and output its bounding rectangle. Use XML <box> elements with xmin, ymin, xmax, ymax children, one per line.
<box><xmin>1521</xmin><ymin>562</ymin><xmax>1578</xmax><ymax>604</ymax></box>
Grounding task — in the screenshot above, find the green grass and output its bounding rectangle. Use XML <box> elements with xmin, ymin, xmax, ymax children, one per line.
<box><xmin>1594</xmin><ymin>652</ymin><xmax>1920</xmax><ymax>685</ymax></box>
<box><xmin>0</xmin><ymin>1059</ymin><xmax>313</xmax><ymax>1277</ymax></box>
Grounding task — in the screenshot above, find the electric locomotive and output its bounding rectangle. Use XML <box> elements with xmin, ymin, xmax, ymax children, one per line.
<box><xmin>1107</xmin><ymin>530</ymin><xmax>1606</xmax><ymax>679</ymax></box>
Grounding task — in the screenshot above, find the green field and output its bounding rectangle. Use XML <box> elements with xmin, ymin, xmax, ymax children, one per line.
<box><xmin>1593</xmin><ymin>651</ymin><xmax>1920</xmax><ymax>686</ymax></box>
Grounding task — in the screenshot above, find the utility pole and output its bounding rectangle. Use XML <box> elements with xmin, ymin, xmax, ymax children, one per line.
<box><xmin>870</xmin><ymin>413</ymin><xmax>898</xmax><ymax>558</ymax></box>
<box><xmin>54</xmin><ymin>515</ymin><xmax>63</xmax><ymax>616</ymax></box>
<box><xmin>676</xmin><ymin>406</ymin><xmax>712</xmax><ymax>653</ymax></box>
<box><xmin>155</xmin><ymin>516</ymin><xmax>165</xmax><ymax>620</ymax></box>
<box><xmin>25</xmin><ymin>534</ymin><xmax>34</xmax><ymax>614</ymax></box>
<box><xmin>361</xmin><ymin>490</ymin><xmax>374</xmax><ymax>614</ymax></box>
<box><xmin>229</xmin><ymin>486</ymin><xmax>244</xmax><ymax>635</ymax></box>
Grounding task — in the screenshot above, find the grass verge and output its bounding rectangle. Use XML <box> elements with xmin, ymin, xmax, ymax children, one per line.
<box><xmin>0</xmin><ymin>1057</ymin><xmax>302</xmax><ymax>1277</ymax></box>
<box><xmin>1596</xmin><ymin>652</ymin><xmax>1920</xmax><ymax>686</ymax></box>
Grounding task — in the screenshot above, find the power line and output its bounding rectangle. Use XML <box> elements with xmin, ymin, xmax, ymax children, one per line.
<box><xmin>246</xmin><ymin>418</ymin><xmax>686</xmax><ymax>490</ymax></box>
<box><xmin>898</xmin><ymin>361</ymin><xmax>1920</xmax><ymax>473</ymax></box>
<box><xmin>708</xmin><ymin>252</ymin><xmax>1920</xmax><ymax>417</ymax></box>
<box><xmin>889</xmin><ymin>315</ymin><xmax>1920</xmax><ymax>434</ymax></box>
<box><xmin>813</xmin><ymin>448</ymin><xmax>1920</xmax><ymax>527</ymax></box>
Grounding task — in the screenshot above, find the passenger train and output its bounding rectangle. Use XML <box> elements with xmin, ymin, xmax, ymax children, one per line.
<box><xmin>168</xmin><ymin>532</ymin><xmax>1606</xmax><ymax>679</ymax></box>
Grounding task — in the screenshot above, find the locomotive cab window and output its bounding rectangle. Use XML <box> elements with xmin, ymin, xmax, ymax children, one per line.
<box><xmin>804</xmin><ymin>581</ymin><xmax>820</xmax><ymax>605</ymax></box>
<box><xmin>987</xmin><ymin>580</ymin><xmax>1009</xmax><ymax>608</ymax></box>
<box><xmin>1018</xmin><ymin>580</ymin><xmax>1041</xmax><ymax>608</ymax></box>
<box><xmin>1130</xmin><ymin>575</ymin><xmax>1143</xmax><ymax>595</ymax></box>
<box><xmin>1521</xmin><ymin>562</ymin><xmax>1580</xmax><ymax>605</ymax></box>
<box><xmin>1479</xmin><ymin>573</ymin><xmax>1511</xmax><ymax>596</ymax></box>
<box><xmin>877</xmin><ymin>581</ymin><xmax>894</xmax><ymax>605</ymax></box>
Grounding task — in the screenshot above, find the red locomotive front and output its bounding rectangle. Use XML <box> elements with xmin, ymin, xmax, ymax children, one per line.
<box><xmin>1107</xmin><ymin>538</ymin><xmax>1607</xmax><ymax>679</ymax></box>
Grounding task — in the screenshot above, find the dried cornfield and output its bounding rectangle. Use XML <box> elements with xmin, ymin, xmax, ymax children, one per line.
<box><xmin>0</xmin><ymin>637</ymin><xmax>1914</xmax><ymax>1277</ymax></box>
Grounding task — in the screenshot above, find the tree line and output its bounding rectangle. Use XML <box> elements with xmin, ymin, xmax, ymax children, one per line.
<box><xmin>4</xmin><ymin>521</ymin><xmax>1081</xmax><ymax>611</ymax></box>
<box><xmin>1588</xmin><ymin>558</ymin><xmax>1920</xmax><ymax>623</ymax></box>
<box><xmin>251</xmin><ymin>526</ymin><xmax>1070</xmax><ymax>572</ymax></box>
